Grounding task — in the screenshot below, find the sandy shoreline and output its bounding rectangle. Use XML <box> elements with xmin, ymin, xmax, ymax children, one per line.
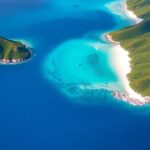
<box><xmin>104</xmin><ymin>0</ymin><xmax>150</xmax><ymax>105</ymax></box>
<box><xmin>124</xmin><ymin>2</ymin><xmax>143</xmax><ymax>24</ymax></box>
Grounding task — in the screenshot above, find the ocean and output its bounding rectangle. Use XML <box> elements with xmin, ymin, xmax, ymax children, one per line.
<box><xmin>0</xmin><ymin>0</ymin><xmax>150</xmax><ymax>150</ymax></box>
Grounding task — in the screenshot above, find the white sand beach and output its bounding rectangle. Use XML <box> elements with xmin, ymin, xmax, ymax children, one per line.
<box><xmin>105</xmin><ymin>34</ymin><xmax>145</xmax><ymax>102</ymax></box>
<box><xmin>124</xmin><ymin>2</ymin><xmax>143</xmax><ymax>24</ymax></box>
<box><xmin>105</xmin><ymin>0</ymin><xmax>143</xmax><ymax>24</ymax></box>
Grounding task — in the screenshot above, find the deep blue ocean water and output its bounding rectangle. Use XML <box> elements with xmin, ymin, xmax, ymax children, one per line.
<box><xmin>0</xmin><ymin>0</ymin><xmax>150</xmax><ymax>150</ymax></box>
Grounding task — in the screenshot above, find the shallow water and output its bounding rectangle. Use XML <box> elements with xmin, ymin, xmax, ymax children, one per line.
<box><xmin>0</xmin><ymin>0</ymin><xmax>150</xmax><ymax>150</ymax></box>
<box><xmin>43</xmin><ymin>0</ymin><xmax>131</xmax><ymax>96</ymax></box>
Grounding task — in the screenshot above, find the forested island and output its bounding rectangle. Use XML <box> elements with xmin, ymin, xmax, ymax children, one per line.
<box><xmin>110</xmin><ymin>0</ymin><xmax>150</xmax><ymax>96</ymax></box>
<box><xmin>0</xmin><ymin>37</ymin><xmax>32</xmax><ymax>64</ymax></box>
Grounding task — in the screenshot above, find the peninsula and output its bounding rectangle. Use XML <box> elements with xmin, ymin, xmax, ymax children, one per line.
<box><xmin>0</xmin><ymin>37</ymin><xmax>32</xmax><ymax>64</ymax></box>
<box><xmin>108</xmin><ymin>0</ymin><xmax>150</xmax><ymax>105</ymax></box>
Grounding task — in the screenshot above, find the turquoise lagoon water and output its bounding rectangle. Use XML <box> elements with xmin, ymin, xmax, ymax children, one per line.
<box><xmin>0</xmin><ymin>0</ymin><xmax>150</xmax><ymax>150</ymax></box>
<box><xmin>43</xmin><ymin>0</ymin><xmax>133</xmax><ymax>97</ymax></box>
<box><xmin>44</xmin><ymin>39</ymin><xmax>117</xmax><ymax>86</ymax></box>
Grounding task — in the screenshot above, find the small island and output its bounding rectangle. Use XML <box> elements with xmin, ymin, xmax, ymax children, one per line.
<box><xmin>0</xmin><ymin>37</ymin><xmax>32</xmax><ymax>64</ymax></box>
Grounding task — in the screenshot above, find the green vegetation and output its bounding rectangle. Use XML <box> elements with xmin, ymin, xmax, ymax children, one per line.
<box><xmin>110</xmin><ymin>0</ymin><xmax>150</xmax><ymax>96</ymax></box>
<box><xmin>0</xmin><ymin>37</ymin><xmax>31</xmax><ymax>62</ymax></box>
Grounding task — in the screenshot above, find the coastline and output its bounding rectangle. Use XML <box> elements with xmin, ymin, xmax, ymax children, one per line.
<box><xmin>0</xmin><ymin>55</ymin><xmax>33</xmax><ymax>65</ymax></box>
<box><xmin>123</xmin><ymin>2</ymin><xmax>143</xmax><ymax>24</ymax></box>
<box><xmin>105</xmin><ymin>0</ymin><xmax>143</xmax><ymax>25</ymax></box>
<box><xmin>105</xmin><ymin>0</ymin><xmax>149</xmax><ymax>105</ymax></box>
